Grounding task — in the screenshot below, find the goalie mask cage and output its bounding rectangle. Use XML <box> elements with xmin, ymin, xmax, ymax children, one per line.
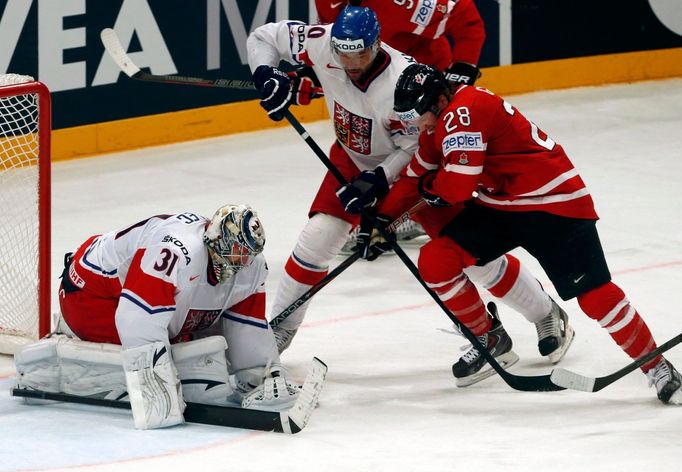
<box><xmin>0</xmin><ymin>74</ymin><xmax>51</xmax><ymax>355</ymax></box>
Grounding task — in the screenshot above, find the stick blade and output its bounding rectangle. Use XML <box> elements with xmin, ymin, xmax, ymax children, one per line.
<box><xmin>285</xmin><ymin>357</ymin><xmax>328</xmax><ymax>434</ymax></box>
<box><xmin>550</xmin><ymin>367</ymin><xmax>596</xmax><ymax>392</ymax></box>
<box><xmin>100</xmin><ymin>28</ymin><xmax>141</xmax><ymax>77</ymax></box>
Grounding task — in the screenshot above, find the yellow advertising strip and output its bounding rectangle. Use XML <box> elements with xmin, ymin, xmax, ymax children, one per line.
<box><xmin>478</xmin><ymin>47</ymin><xmax>682</xmax><ymax>95</ymax></box>
<box><xmin>52</xmin><ymin>47</ymin><xmax>682</xmax><ymax>161</ymax></box>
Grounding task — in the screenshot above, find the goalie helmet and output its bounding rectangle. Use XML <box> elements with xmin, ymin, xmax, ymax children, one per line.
<box><xmin>203</xmin><ymin>204</ymin><xmax>265</xmax><ymax>282</ymax></box>
<box><xmin>394</xmin><ymin>64</ymin><xmax>449</xmax><ymax>122</ymax></box>
<box><xmin>330</xmin><ymin>6</ymin><xmax>380</xmax><ymax>59</ymax></box>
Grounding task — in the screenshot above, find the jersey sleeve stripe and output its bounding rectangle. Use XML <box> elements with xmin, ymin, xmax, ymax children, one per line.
<box><xmin>415</xmin><ymin>150</ymin><xmax>439</xmax><ymax>170</ymax></box>
<box><xmin>516</xmin><ymin>168</ymin><xmax>580</xmax><ymax>197</ymax></box>
<box><xmin>221</xmin><ymin>312</ymin><xmax>269</xmax><ymax>329</ymax></box>
<box><xmin>435</xmin><ymin>1</ymin><xmax>456</xmax><ymax>39</ymax></box>
<box><xmin>80</xmin><ymin>238</ymin><xmax>118</xmax><ymax>276</ymax></box>
<box><xmin>443</xmin><ymin>163</ymin><xmax>483</xmax><ymax>175</ymax></box>
<box><xmin>476</xmin><ymin>187</ymin><xmax>592</xmax><ymax>206</ymax></box>
<box><xmin>120</xmin><ymin>290</ymin><xmax>176</xmax><ymax>314</ymax></box>
<box><xmin>227</xmin><ymin>291</ymin><xmax>266</xmax><ymax>320</ymax></box>
<box><xmin>405</xmin><ymin>164</ymin><xmax>420</xmax><ymax>178</ymax></box>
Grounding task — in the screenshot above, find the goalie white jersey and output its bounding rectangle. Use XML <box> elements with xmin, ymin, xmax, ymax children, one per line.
<box><xmin>247</xmin><ymin>21</ymin><xmax>419</xmax><ymax>182</ymax></box>
<box><xmin>62</xmin><ymin>212</ymin><xmax>277</xmax><ymax>371</ymax></box>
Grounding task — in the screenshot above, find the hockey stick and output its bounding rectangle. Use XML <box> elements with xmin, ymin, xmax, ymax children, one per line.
<box><xmin>550</xmin><ymin>331</ymin><xmax>682</xmax><ymax>392</ymax></box>
<box><xmin>100</xmin><ymin>26</ymin><xmax>558</xmax><ymax>391</ymax></box>
<box><xmin>12</xmin><ymin>357</ymin><xmax>327</xmax><ymax>434</ymax></box>
<box><xmin>283</xmin><ymin>113</ymin><xmax>563</xmax><ymax>392</ymax></box>
<box><xmin>100</xmin><ymin>28</ymin><xmax>323</xmax><ymax>95</ymax></box>
<box><xmin>269</xmin><ymin>199</ymin><xmax>427</xmax><ymax>328</ymax></box>
<box><xmin>101</xmin><ymin>27</ymin><xmax>358</xmax><ymax>330</ymax></box>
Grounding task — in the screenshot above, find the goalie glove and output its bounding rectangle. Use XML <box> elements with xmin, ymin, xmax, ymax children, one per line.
<box><xmin>287</xmin><ymin>67</ymin><xmax>323</xmax><ymax>106</ymax></box>
<box><xmin>356</xmin><ymin>211</ymin><xmax>395</xmax><ymax>261</ymax></box>
<box><xmin>336</xmin><ymin>167</ymin><xmax>389</xmax><ymax>214</ymax></box>
<box><xmin>418</xmin><ymin>170</ymin><xmax>450</xmax><ymax>207</ymax></box>
<box><xmin>444</xmin><ymin>62</ymin><xmax>481</xmax><ymax>86</ymax></box>
<box><xmin>252</xmin><ymin>65</ymin><xmax>293</xmax><ymax>121</ymax></box>
<box><xmin>240</xmin><ymin>366</ymin><xmax>302</xmax><ymax>412</ymax></box>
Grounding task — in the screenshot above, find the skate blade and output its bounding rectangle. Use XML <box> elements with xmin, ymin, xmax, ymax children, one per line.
<box><xmin>547</xmin><ymin>325</ymin><xmax>576</xmax><ymax>364</ymax></box>
<box><xmin>666</xmin><ymin>388</ymin><xmax>682</xmax><ymax>405</ymax></box>
<box><xmin>455</xmin><ymin>351</ymin><xmax>520</xmax><ymax>387</ymax></box>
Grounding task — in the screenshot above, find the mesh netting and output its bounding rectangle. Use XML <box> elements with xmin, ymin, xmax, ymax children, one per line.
<box><xmin>0</xmin><ymin>74</ymin><xmax>41</xmax><ymax>354</ymax></box>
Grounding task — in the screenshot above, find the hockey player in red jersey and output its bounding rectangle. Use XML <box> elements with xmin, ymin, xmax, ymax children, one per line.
<box><xmin>15</xmin><ymin>204</ymin><xmax>306</xmax><ymax>429</ymax></box>
<box><xmin>362</xmin><ymin>63</ymin><xmax>682</xmax><ymax>402</ymax></box>
<box><xmin>315</xmin><ymin>0</ymin><xmax>485</xmax><ymax>85</ymax></box>
<box><xmin>316</xmin><ymin>0</ymin><xmax>486</xmax><ymax>252</ymax></box>
<box><xmin>248</xmin><ymin>6</ymin><xmax>574</xmax><ymax>381</ymax></box>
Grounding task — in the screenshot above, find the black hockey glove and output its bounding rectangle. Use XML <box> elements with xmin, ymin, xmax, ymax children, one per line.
<box><xmin>356</xmin><ymin>210</ymin><xmax>395</xmax><ymax>261</ymax></box>
<box><xmin>444</xmin><ymin>62</ymin><xmax>481</xmax><ymax>86</ymax></box>
<box><xmin>287</xmin><ymin>67</ymin><xmax>324</xmax><ymax>106</ymax></box>
<box><xmin>336</xmin><ymin>167</ymin><xmax>389</xmax><ymax>214</ymax></box>
<box><xmin>252</xmin><ymin>65</ymin><xmax>293</xmax><ymax>121</ymax></box>
<box><xmin>418</xmin><ymin>170</ymin><xmax>450</xmax><ymax>207</ymax></box>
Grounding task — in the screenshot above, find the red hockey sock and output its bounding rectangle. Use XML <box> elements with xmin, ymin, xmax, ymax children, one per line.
<box><xmin>578</xmin><ymin>282</ymin><xmax>660</xmax><ymax>371</ymax></box>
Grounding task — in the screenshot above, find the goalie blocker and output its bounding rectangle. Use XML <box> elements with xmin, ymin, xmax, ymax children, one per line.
<box><xmin>15</xmin><ymin>335</ymin><xmax>323</xmax><ymax>430</ymax></box>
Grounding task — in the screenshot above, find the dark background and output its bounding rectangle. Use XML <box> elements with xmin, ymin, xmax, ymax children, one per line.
<box><xmin>2</xmin><ymin>0</ymin><xmax>680</xmax><ymax>130</ymax></box>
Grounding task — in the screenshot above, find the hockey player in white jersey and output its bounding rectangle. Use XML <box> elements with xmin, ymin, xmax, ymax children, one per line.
<box><xmin>247</xmin><ymin>6</ymin><xmax>575</xmax><ymax>382</ymax></box>
<box><xmin>15</xmin><ymin>204</ymin><xmax>304</xmax><ymax>429</ymax></box>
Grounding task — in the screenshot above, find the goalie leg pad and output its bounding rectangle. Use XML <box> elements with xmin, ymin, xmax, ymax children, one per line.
<box><xmin>171</xmin><ymin>336</ymin><xmax>237</xmax><ymax>406</ymax></box>
<box><xmin>15</xmin><ymin>335</ymin><xmax>128</xmax><ymax>400</ymax></box>
<box><xmin>17</xmin><ymin>335</ymin><xmax>240</xmax><ymax>409</ymax></box>
<box><xmin>121</xmin><ymin>341</ymin><xmax>185</xmax><ymax>429</ymax></box>
<box><xmin>15</xmin><ymin>337</ymin><xmax>61</xmax><ymax>393</ymax></box>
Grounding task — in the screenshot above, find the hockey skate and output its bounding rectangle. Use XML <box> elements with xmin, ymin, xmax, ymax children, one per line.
<box><xmin>646</xmin><ymin>358</ymin><xmax>682</xmax><ymax>405</ymax></box>
<box><xmin>273</xmin><ymin>326</ymin><xmax>298</xmax><ymax>354</ymax></box>
<box><xmin>534</xmin><ymin>298</ymin><xmax>575</xmax><ymax>364</ymax></box>
<box><xmin>451</xmin><ymin>302</ymin><xmax>519</xmax><ymax>387</ymax></box>
<box><xmin>338</xmin><ymin>218</ymin><xmax>428</xmax><ymax>256</ymax></box>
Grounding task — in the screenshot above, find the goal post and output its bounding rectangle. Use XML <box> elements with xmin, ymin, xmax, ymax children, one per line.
<box><xmin>0</xmin><ymin>74</ymin><xmax>51</xmax><ymax>355</ymax></box>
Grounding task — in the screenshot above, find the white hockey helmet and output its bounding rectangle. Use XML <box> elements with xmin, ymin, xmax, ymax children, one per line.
<box><xmin>203</xmin><ymin>204</ymin><xmax>265</xmax><ymax>282</ymax></box>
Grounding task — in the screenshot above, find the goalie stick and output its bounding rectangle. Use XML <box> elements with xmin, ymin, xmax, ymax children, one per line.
<box><xmin>269</xmin><ymin>199</ymin><xmax>427</xmax><ymax>328</ymax></box>
<box><xmin>100</xmin><ymin>28</ymin><xmax>322</xmax><ymax>95</ymax></box>
<box><xmin>12</xmin><ymin>357</ymin><xmax>327</xmax><ymax>434</ymax></box>
<box><xmin>551</xmin><ymin>331</ymin><xmax>682</xmax><ymax>392</ymax></box>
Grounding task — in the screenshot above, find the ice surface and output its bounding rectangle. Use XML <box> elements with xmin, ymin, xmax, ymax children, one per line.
<box><xmin>1</xmin><ymin>79</ymin><xmax>681</xmax><ymax>472</ymax></box>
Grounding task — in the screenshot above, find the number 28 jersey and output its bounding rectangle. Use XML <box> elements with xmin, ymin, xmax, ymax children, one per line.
<box><xmin>385</xmin><ymin>85</ymin><xmax>599</xmax><ymax>220</ymax></box>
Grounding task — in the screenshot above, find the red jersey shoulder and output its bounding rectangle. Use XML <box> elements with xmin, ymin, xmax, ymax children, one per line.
<box><xmin>435</xmin><ymin>86</ymin><xmax>497</xmax><ymax>154</ymax></box>
<box><xmin>369</xmin><ymin>0</ymin><xmax>453</xmax><ymax>37</ymax></box>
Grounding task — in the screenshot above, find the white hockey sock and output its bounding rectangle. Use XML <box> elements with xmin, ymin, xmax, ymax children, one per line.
<box><xmin>465</xmin><ymin>255</ymin><xmax>552</xmax><ymax>323</ymax></box>
<box><xmin>271</xmin><ymin>214</ymin><xmax>351</xmax><ymax>329</ymax></box>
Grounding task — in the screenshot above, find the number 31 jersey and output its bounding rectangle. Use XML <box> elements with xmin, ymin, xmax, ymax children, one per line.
<box><xmin>72</xmin><ymin>213</ymin><xmax>269</xmax><ymax>353</ymax></box>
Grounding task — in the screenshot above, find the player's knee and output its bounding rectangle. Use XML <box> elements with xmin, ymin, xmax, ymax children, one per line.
<box><xmin>294</xmin><ymin>213</ymin><xmax>352</xmax><ymax>264</ymax></box>
<box><xmin>418</xmin><ymin>237</ymin><xmax>470</xmax><ymax>284</ymax></box>
<box><xmin>577</xmin><ymin>281</ymin><xmax>625</xmax><ymax>321</ymax></box>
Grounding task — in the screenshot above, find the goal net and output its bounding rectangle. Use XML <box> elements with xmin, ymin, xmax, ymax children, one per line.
<box><xmin>0</xmin><ymin>74</ymin><xmax>51</xmax><ymax>355</ymax></box>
